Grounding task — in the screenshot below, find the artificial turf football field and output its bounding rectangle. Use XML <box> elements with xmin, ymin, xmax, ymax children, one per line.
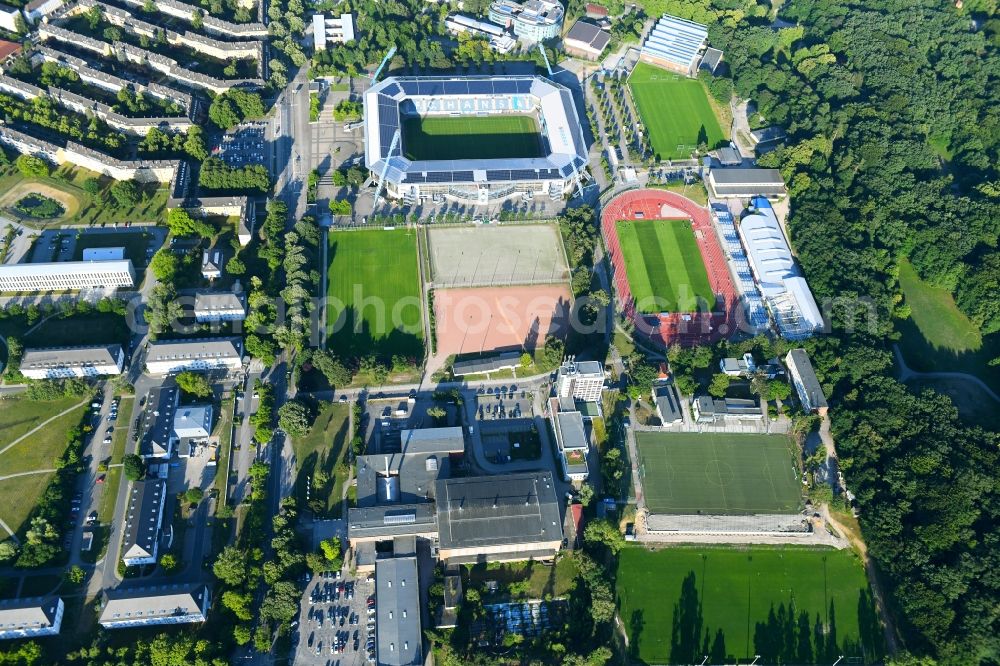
<box><xmin>326</xmin><ymin>229</ymin><xmax>423</xmax><ymax>359</ymax></box>
<box><xmin>616</xmin><ymin>219</ymin><xmax>714</xmax><ymax>313</ymax></box>
<box><xmin>635</xmin><ymin>431</ymin><xmax>802</xmax><ymax>514</ymax></box>
<box><xmin>628</xmin><ymin>61</ymin><xmax>726</xmax><ymax>160</ymax></box>
<box><xmin>616</xmin><ymin>546</ymin><xmax>884</xmax><ymax>664</ymax></box>
<box><xmin>401</xmin><ymin>114</ymin><xmax>543</xmax><ymax>160</ymax></box>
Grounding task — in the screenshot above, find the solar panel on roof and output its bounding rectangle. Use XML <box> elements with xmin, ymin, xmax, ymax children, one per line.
<box><xmin>451</xmin><ymin>171</ymin><xmax>475</xmax><ymax>181</ymax></box>
<box><xmin>493</xmin><ymin>80</ymin><xmax>517</xmax><ymax>94</ymax></box>
<box><xmin>443</xmin><ymin>80</ymin><xmax>469</xmax><ymax>95</ymax></box>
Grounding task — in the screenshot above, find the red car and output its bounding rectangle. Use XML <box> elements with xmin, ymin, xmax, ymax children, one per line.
<box><xmin>96</xmin><ymin>475</ymin><xmax>106</xmax><ymax>484</ymax></box>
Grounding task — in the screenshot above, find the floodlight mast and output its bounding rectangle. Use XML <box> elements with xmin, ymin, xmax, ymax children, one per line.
<box><xmin>537</xmin><ymin>43</ymin><xmax>553</xmax><ymax>77</ymax></box>
<box><xmin>371</xmin><ymin>46</ymin><xmax>398</xmax><ymax>83</ymax></box>
<box><xmin>372</xmin><ymin>128</ymin><xmax>401</xmax><ymax>210</ymax></box>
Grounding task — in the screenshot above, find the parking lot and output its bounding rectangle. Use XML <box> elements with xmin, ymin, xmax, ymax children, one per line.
<box><xmin>361</xmin><ymin>395</ymin><xmax>463</xmax><ymax>455</ymax></box>
<box><xmin>294</xmin><ymin>571</ymin><xmax>377</xmax><ymax>666</ymax></box>
<box><xmin>474</xmin><ymin>385</ymin><xmax>532</xmax><ymax>422</ymax></box>
<box><xmin>215</xmin><ymin>122</ymin><xmax>266</xmax><ymax>167</ymax></box>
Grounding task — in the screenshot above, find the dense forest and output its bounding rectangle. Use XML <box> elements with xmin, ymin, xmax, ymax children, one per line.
<box><xmin>679</xmin><ymin>0</ymin><xmax>1000</xmax><ymax>662</ymax></box>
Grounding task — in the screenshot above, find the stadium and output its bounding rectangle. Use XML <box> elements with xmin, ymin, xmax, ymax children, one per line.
<box><xmin>363</xmin><ymin>75</ymin><xmax>589</xmax><ymax>205</ymax></box>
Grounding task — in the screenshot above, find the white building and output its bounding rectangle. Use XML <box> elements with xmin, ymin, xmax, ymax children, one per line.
<box><xmin>121</xmin><ymin>479</ymin><xmax>167</xmax><ymax>566</ymax></box>
<box><xmin>785</xmin><ymin>348</ymin><xmax>828</xmax><ymax>416</ymax></box>
<box><xmin>556</xmin><ymin>360</ymin><xmax>605</xmax><ymax>404</ymax></box>
<box><xmin>173</xmin><ymin>404</ymin><xmax>212</xmax><ymax>440</ymax></box>
<box><xmin>0</xmin><ymin>3</ymin><xmax>21</xmax><ymax>33</ymax></box>
<box><xmin>552</xmin><ymin>410</ymin><xmax>589</xmax><ymax>482</ymax></box>
<box><xmin>82</xmin><ymin>247</ymin><xmax>125</xmax><ymax>261</ymax></box>
<box><xmin>200</xmin><ymin>249</ymin><xmax>222</xmax><ymax>280</ymax></box>
<box><xmin>0</xmin><ymin>598</ymin><xmax>64</xmax><ymax>640</ymax></box>
<box><xmin>444</xmin><ymin>14</ymin><xmax>516</xmax><ymax>54</ymax></box>
<box><xmin>488</xmin><ymin>0</ymin><xmax>563</xmax><ymax>41</ymax></box>
<box><xmin>737</xmin><ymin>198</ymin><xmax>823</xmax><ymax>339</ymax></box>
<box><xmin>23</xmin><ymin>0</ymin><xmax>60</xmax><ymax>24</ymax></box>
<box><xmin>193</xmin><ymin>292</ymin><xmax>246</xmax><ymax>322</ymax></box>
<box><xmin>99</xmin><ymin>584</ymin><xmax>209</xmax><ymax>629</ymax></box>
<box><xmin>706</xmin><ymin>168</ymin><xmax>787</xmax><ymax>199</ymax></box>
<box><xmin>719</xmin><ymin>353</ymin><xmax>755</xmax><ymax>377</ymax></box>
<box><xmin>145</xmin><ymin>337</ymin><xmax>242</xmax><ymax>375</ymax></box>
<box><xmin>312</xmin><ymin>13</ymin><xmax>355</xmax><ymax>50</ymax></box>
<box><xmin>19</xmin><ymin>344</ymin><xmax>124</xmax><ymax>379</ymax></box>
<box><xmin>0</xmin><ymin>260</ymin><xmax>135</xmax><ymax>292</ymax></box>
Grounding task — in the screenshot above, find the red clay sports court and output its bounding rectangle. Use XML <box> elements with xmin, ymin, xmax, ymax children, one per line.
<box><xmin>601</xmin><ymin>189</ymin><xmax>736</xmax><ymax>346</ymax></box>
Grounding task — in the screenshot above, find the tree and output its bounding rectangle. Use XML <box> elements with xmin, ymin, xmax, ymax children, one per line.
<box><xmin>426</xmin><ymin>405</ymin><xmax>446</xmax><ymax>423</ymax></box>
<box><xmin>149</xmin><ymin>248</ymin><xmax>178</xmax><ymax>282</ymax></box>
<box><xmin>577</xmin><ymin>484</ymin><xmax>594</xmax><ymax>507</ymax></box>
<box><xmin>583</xmin><ymin>519</ymin><xmax>624</xmax><ymax>555</ymax></box>
<box><xmin>165</xmin><ymin>208</ymin><xmax>213</xmax><ymax>237</ymax></box>
<box><xmin>145</xmin><ymin>283</ymin><xmax>184</xmax><ymax>338</ymax></box>
<box><xmin>329</xmin><ymin>199</ymin><xmax>351</xmax><ymax>215</ymax></box>
<box><xmin>175</xmin><ymin>371</ymin><xmax>212</xmax><ymax>398</ymax></box>
<box><xmin>213</xmin><ymin>546</ymin><xmax>249</xmax><ymax>586</ymax></box>
<box><xmin>159</xmin><ymin>553</ymin><xmax>178</xmax><ymax>572</ymax></box>
<box><xmin>520</xmin><ymin>352</ymin><xmax>532</xmax><ymax>368</ymax></box>
<box><xmin>109</xmin><ymin>180</ymin><xmax>140</xmax><ymax>208</ymax></box>
<box><xmin>82</xmin><ymin>178</ymin><xmax>101</xmax><ymax>196</ymax></box>
<box><xmin>708</xmin><ymin>373</ymin><xmax>731</xmax><ymax>398</ymax></box>
<box><xmin>0</xmin><ymin>541</ymin><xmax>17</xmax><ymax>563</ymax></box>
<box><xmin>226</xmin><ymin>256</ymin><xmax>246</xmax><ymax>275</ymax></box>
<box><xmin>319</xmin><ymin>537</ymin><xmax>343</xmax><ymax>570</ymax></box>
<box><xmin>122</xmin><ymin>453</ymin><xmax>144</xmax><ymax>481</ymax></box>
<box><xmin>15</xmin><ymin>154</ymin><xmax>48</xmax><ymax>177</ymax></box>
<box><xmin>66</xmin><ymin>565</ymin><xmax>85</xmax><ymax>584</ymax></box>
<box><xmin>222</xmin><ymin>590</ymin><xmax>254</xmax><ymax>621</ymax></box>
<box><xmin>233</xmin><ymin>625</ymin><xmax>252</xmax><ymax>646</ymax></box>
<box><xmin>184</xmin><ymin>126</ymin><xmax>208</xmax><ymax>161</ymax></box>
<box><xmin>183</xmin><ymin>487</ymin><xmax>204</xmax><ymax>504</ymax></box>
<box><xmin>277</xmin><ymin>400</ymin><xmax>311</xmax><ymax>436</ymax></box>
<box><xmin>311</xmin><ymin>350</ymin><xmax>351</xmax><ymax>387</ymax></box>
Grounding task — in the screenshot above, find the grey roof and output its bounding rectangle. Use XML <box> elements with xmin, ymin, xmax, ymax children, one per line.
<box><xmin>99</xmin><ymin>584</ymin><xmax>208</xmax><ymax>626</ymax></box>
<box><xmin>750</xmin><ymin>126</ymin><xmax>786</xmax><ymax>144</ymax></box>
<box><xmin>695</xmin><ymin>396</ymin><xmax>762</xmax><ymax>417</ymax></box>
<box><xmin>398</xmin><ymin>427</ymin><xmax>465</xmax><ymax>455</ymax></box>
<box><xmin>375</xmin><ymin>556</ymin><xmax>422</xmax><ymax>666</ymax></box>
<box><xmin>201</xmin><ymin>249</ymin><xmax>223</xmax><ymax>273</ymax></box>
<box><xmin>787</xmin><ymin>348</ymin><xmax>827</xmax><ymax>409</ymax></box>
<box><xmin>654</xmin><ymin>385</ymin><xmax>682</xmax><ymax>423</ymax></box>
<box><xmin>452</xmin><ymin>352</ymin><xmax>520</xmax><ymax>375</ymax></box>
<box><xmin>554</xmin><ymin>411</ymin><xmax>587</xmax><ymax>450</ymax></box>
<box><xmin>139</xmin><ymin>386</ymin><xmax>178</xmax><ymax>458</ymax></box>
<box><xmin>193</xmin><ymin>292</ymin><xmax>245</xmax><ymax>315</ymax></box>
<box><xmin>146</xmin><ymin>337</ymin><xmax>242</xmax><ymax>364</ymax></box>
<box><xmin>565</xmin><ymin>20</ymin><xmax>610</xmax><ymax>52</ymax></box>
<box><xmin>641</xmin><ymin>14</ymin><xmax>707</xmax><ymax>69</ymax></box>
<box><xmin>20</xmin><ymin>345</ymin><xmax>121</xmax><ymax>372</ymax></box>
<box><xmin>710</xmin><ymin>167</ymin><xmax>784</xmax><ymax>185</ymax></box>
<box><xmin>172</xmin><ymin>404</ymin><xmax>212</xmax><ymax>438</ymax></box>
<box><xmin>435</xmin><ymin>472</ymin><xmax>563</xmax><ymax>550</ymax></box>
<box><xmin>347</xmin><ymin>503</ymin><xmax>438</xmax><ymax>540</ymax></box>
<box><xmin>121</xmin><ymin>480</ymin><xmax>166</xmax><ymax>562</ymax></box>
<box><xmin>700</xmin><ymin>47</ymin><xmax>724</xmax><ymax>72</ymax></box>
<box><xmin>0</xmin><ymin>597</ymin><xmax>62</xmax><ymax>634</ymax></box>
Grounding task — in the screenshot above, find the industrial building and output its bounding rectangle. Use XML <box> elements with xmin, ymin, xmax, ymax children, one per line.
<box><xmin>785</xmin><ymin>348</ymin><xmax>828</xmax><ymax>416</ymax></box>
<box><xmin>365</xmin><ymin>75</ymin><xmax>588</xmax><ymax>205</ymax></box>
<box><xmin>19</xmin><ymin>344</ymin><xmax>124</xmax><ymax>379</ymax></box>
<box><xmin>488</xmin><ymin>0</ymin><xmax>563</xmax><ymax>40</ymax></box>
<box><xmin>0</xmin><ymin>598</ymin><xmax>63</xmax><ymax>640</ymax></box>
<box><xmin>193</xmin><ymin>292</ymin><xmax>246</xmax><ymax>322</ymax></box>
<box><xmin>737</xmin><ymin>198</ymin><xmax>823</xmax><ymax>339</ymax></box>
<box><xmin>639</xmin><ymin>14</ymin><xmax>708</xmax><ymax>75</ymax></box>
<box><xmin>706</xmin><ymin>167</ymin><xmax>788</xmax><ymax>199</ymax></box>
<box><xmin>144</xmin><ymin>337</ymin><xmax>243</xmax><ymax>375</ymax></box>
<box><xmin>121</xmin><ymin>479</ymin><xmax>168</xmax><ymax>566</ymax></box>
<box><xmin>98</xmin><ymin>584</ymin><xmax>209</xmax><ymax>629</ymax></box>
<box><xmin>312</xmin><ymin>13</ymin><xmax>355</xmax><ymax>50</ymax></box>
<box><xmin>0</xmin><ymin>260</ymin><xmax>135</xmax><ymax>292</ymax></box>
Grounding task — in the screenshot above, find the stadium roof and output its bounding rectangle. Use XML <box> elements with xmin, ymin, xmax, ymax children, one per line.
<box><xmin>364</xmin><ymin>75</ymin><xmax>588</xmax><ymax>186</ymax></box>
<box><xmin>641</xmin><ymin>14</ymin><xmax>708</xmax><ymax>70</ymax></box>
<box><xmin>21</xmin><ymin>345</ymin><xmax>122</xmax><ymax>372</ymax></box>
<box><xmin>375</xmin><ymin>557</ymin><xmax>422</xmax><ymax>666</ymax></box>
<box><xmin>435</xmin><ymin>472</ymin><xmax>562</xmax><ymax>550</ymax></box>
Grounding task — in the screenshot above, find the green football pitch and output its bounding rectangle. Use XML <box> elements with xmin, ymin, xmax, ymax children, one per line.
<box><xmin>628</xmin><ymin>62</ymin><xmax>726</xmax><ymax>160</ymax></box>
<box><xmin>326</xmin><ymin>229</ymin><xmax>423</xmax><ymax>360</ymax></box>
<box><xmin>635</xmin><ymin>431</ymin><xmax>802</xmax><ymax>514</ymax></box>
<box><xmin>401</xmin><ymin>114</ymin><xmax>544</xmax><ymax>160</ymax></box>
<box><xmin>617</xmin><ymin>546</ymin><xmax>884</xmax><ymax>664</ymax></box>
<box><xmin>616</xmin><ymin>219</ymin><xmax>714</xmax><ymax>313</ymax></box>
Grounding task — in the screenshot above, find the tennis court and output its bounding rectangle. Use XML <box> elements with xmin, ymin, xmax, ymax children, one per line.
<box><xmin>636</xmin><ymin>431</ymin><xmax>802</xmax><ymax>515</ymax></box>
<box><xmin>402</xmin><ymin>114</ymin><xmax>544</xmax><ymax>160</ymax></box>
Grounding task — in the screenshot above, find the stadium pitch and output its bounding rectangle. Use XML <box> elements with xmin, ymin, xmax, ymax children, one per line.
<box><xmin>616</xmin><ymin>219</ymin><xmax>714</xmax><ymax>313</ymax></box>
<box><xmin>401</xmin><ymin>115</ymin><xmax>544</xmax><ymax>161</ymax></box>
<box><xmin>628</xmin><ymin>62</ymin><xmax>726</xmax><ymax>160</ymax></box>
<box><xmin>616</xmin><ymin>546</ymin><xmax>884</xmax><ymax>664</ymax></box>
<box><xmin>326</xmin><ymin>229</ymin><xmax>423</xmax><ymax>360</ymax></box>
<box><xmin>635</xmin><ymin>432</ymin><xmax>802</xmax><ymax>515</ymax></box>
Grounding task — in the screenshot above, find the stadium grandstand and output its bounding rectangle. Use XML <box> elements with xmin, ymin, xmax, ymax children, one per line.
<box><xmin>639</xmin><ymin>14</ymin><xmax>709</xmax><ymax>76</ymax></box>
<box><xmin>737</xmin><ymin>198</ymin><xmax>823</xmax><ymax>339</ymax></box>
<box><xmin>363</xmin><ymin>75</ymin><xmax>589</xmax><ymax>205</ymax></box>
<box><xmin>711</xmin><ymin>204</ymin><xmax>770</xmax><ymax>334</ymax></box>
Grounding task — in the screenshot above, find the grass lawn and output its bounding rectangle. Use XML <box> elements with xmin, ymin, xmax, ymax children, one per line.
<box><xmin>0</xmin><ymin>473</ymin><xmax>52</xmax><ymax>536</ymax></box>
<box><xmin>292</xmin><ymin>403</ymin><xmax>351</xmax><ymax>516</ymax></box>
<box><xmin>0</xmin><ymin>395</ymin><xmax>85</xmax><ymax>451</ymax></box>
<box><xmin>402</xmin><ymin>114</ymin><xmax>543</xmax><ymax>161</ymax></box>
<box><xmin>466</xmin><ymin>556</ymin><xmax>579</xmax><ymax>602</ymax></box>
<box><xmin>213</xmin><ymin>397</ymin><xmax>234</xmax><ymax>500</ymax></box>
<box><xmin>617</xmin><ymin>546</ymin><xmax>884</xmax><ymax>664</ymax></box>
<box><xmin>109</xmin><ymin>398</ymin><xmax>134</xmax><ymax>464</ymax></box>
<box><xmin>30</xmin><ymin>313</ymin><xmax>130</xmax><ymax>348</ymax></box>
<box><xmin>628</xmin><ymin>62</ymin><xmax>726</xmax><ymax>160</ymax></box>
<box><xmin>635</xmin><ymin>431</ymin><xmax>801</xmax><ymax>515</ymax></box>
<box><xmin>616</xmin><ymin>219</ymin><xmax>714</xmax><ymax>313</ymax></box>
<box><xmin>326</xmin><ymin>229</ymin><xmax>424</xmax><ymax>362</ymax></box>
<box><xmin>896</xmin><ymin>259</ymin><xmax>1000</xmax><ymax>393</ymax></box>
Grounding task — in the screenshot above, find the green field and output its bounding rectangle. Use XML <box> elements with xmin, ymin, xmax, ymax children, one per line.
<box><xmin>629</xmin><ymin>62</ymin><xmax>726</xmax><ymax>160</ymax></box>
<box><xmin>291</xmin><ymin>403</ymin><xmax>350</xmax><ymax>516</ymax></box>
<box><xmin>617</xmin><ymin>546</ymin><xmax>884</xmax><ymax>664</ymax></box>
<box><xmin>401</xmin><ymin>114</ymin><xmax>543</xmax><ymax>160</ymax></box>
<box><xmin>326</xmin><ymin>229</ymin><xmax>423</xmax><ymax>362</ymax></box>
<box><xmin>616</xmin><ymin>219</ymin><xmax>714</xmax><ymax>313</ymax></box>
<box><xmin>636</xmin><ymin>431</ymin><xmax>801</xmax><ymax>514</ymax></box>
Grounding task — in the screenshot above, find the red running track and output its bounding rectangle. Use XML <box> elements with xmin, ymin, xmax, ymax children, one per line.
<box><xmin>601</xmin><ymin>189</ymin><xmax>737</xmax><ymax>347</ymax></box>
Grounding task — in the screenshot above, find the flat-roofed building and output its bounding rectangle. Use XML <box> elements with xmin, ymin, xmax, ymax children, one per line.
<box><xmin>489</xmin><ymin>0</ymin><xmax>563</xmax><ymax>40</ymax></box>
<box><xmin>639</xmin><ymin>14</ymin><xmax>708</xmax><ymax>75</ymax></box>
<box><xmin>193</xmin><ymin>292</ymin><xmax>246</xmax><ymax>322</ymax></box>
<box><xmin>312</xmin><ymin>13</ymin><xmax>355</xmax><ymax>50</ymax></box>
<box><xmin>785</xmin><ymin>348</ymin><xmax>828</xmax><ymax>416</ymax></box>
<box><xmin>99</xmin><ymin>584</ymin><xmax>209</xmax><ymax>629</ymax></box>
<box><xmin>452</xmin><ymin>352</ymin><xmax>521</xmax><ymax>376</ymax></box>
<box><xmin>563</xmin><ymin>20</ymin><xmax>610</xmax><ymax>60</ymax></box>
<box><xmin>435</xmin><ymin>471</ymin><xmax>562</xmax><ymax>564</ymax></box>
<box><xmin>375</xmin><ymin>556</ymin><xmax>422</xmax><ymax>666</ymax></box>
<box><xmin>444</xmin><ymin>13</ymin><xmax>516</xmax><ymax>54</ymax></box>
<box><xmin>121</xmin><ymin>479</ymin><xmax>167</xmax><ymax>566</ymax></box>
<box><xmin>0</xmin><ymin>597</ymin><xmax>64</xmax><ymax>640</ymax></box>
<box><xmin>138</xmin><ymin>386</ymin><xmax>179</xmax><ymax>459</ymax></box>
<box><xmin>145</xmin><ymin>337</ymin><xmax>242</xmax><ymax>375</ymax></box>
<box><xmin>556</xmin><ymin>359</ymin><xmax>604</xmax><ymax>403</ymax></box>
<box><xmin>0</xmin><ymin>260</ymin><xmax>135</xmax><ymax>292</ymax></box>
<box><xmin>706</xmin><ymin>167</ymin><xmax>787</xmax><ymax>199</ymax></box>
<box><xmin>0</xmin><ymin>4</ymin><xmax>22</xmax><ymax>33</ymax></box>
<box><xmin>20</xmin><ymin>344</ymin><xmax>124</xmax><ymax>379</ymax></box>
<box><xmin>552</xmin><ymin>410</ymin><xmax>589</xmax><ymax>482</ymax></box>
<box><xmin>692</xmin><ymin>396</ymin><xmax>762</xmax><ymax>423</ymax></box>
<box><xmin>82</xmin><ymin>246</ymin><xmax>125</xmax><ymax>261</ymax></box>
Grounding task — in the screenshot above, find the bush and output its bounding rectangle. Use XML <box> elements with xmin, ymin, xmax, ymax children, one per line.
<box><xmin>15</xmin><ymin>154</ymin><xmax>49</xmax><ymax>177</ymax></box>
<box><xmin>13</xmin><ymin>194</ymin><xmax>64</xmax><ymax>219</ymax></box>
